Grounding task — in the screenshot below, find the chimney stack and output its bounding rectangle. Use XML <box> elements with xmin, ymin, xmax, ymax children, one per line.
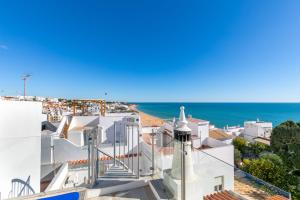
<box><xmin>163</xmin><ymin>106</ymin><xmax>202</xmax><ymax>200</ymax></box>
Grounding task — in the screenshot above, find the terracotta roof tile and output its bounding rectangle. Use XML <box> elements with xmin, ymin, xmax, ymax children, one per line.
<box><xmin>266</xmin><ymin>195</ymin><xmax>289</xmax><ymax>200</ymax></box>
<box><xmin>188</xmin><ymin>117</ymin><xmax>208</xmax><ymax>124</ymax></box>
<box><xmin>204</xmin><ymin>190</ymin><xmax>239</xmax><ymax>200</ymax></box>
<box><xmin>209</xmin><ymin>129</ymin><xmax>233</xmax><ymax>140</ymax></box>
<box><xmin>68</xmin><ymin>153</ymin><xmax>141</xmax><ymax>165</ymax></box>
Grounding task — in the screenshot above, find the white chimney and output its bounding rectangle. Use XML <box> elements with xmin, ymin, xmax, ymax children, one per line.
<box><xmin>163</xmin><ymin>106</ymin><xmax>202</xmax><ymax>200</ymax></box>
<box><xmin>171</xmin><ymin>106</ymin><xmax>195</xmax><ymax>180</ymax></box>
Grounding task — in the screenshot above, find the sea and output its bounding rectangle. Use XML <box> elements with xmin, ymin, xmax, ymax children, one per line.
<box><xmin>135</xmin><ymin>103</ymin><xmax>300</xmax><ymax>128</ymax></box>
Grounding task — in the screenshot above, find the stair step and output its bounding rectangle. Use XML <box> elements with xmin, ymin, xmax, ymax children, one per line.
<box><xmin>99</xmin><ymin>164</ymin><xmax>137</xmax><ymax>179</ymax></box>
<box><xmin>100</xmin><ymin>175</ymin><xmax>137</xmax><ymax>179</ymax></box>
<box><xmin>104</xmin><ymin>172</ymin><xmax>133</xmax><ymax>176</ymax></box>
<box><xmin>109</xmin><ymin>165</ymin><xmax>127</xmax><ymax>170</ymax></box>
<box><xmin>105</xmin><ymin>168</ymin><xmax>128</xmax><ymax>172</ymax></box>
<box><xmin>104</xmin><ymin>170</ymin><xmax>134</xmax><ymax>175</ymax></box>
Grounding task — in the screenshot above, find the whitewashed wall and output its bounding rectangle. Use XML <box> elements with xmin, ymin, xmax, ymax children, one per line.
<box><xmin>243</xmin><ymin>122</ymin><xmax>258</xmax><ymax>142</ymax></box>
<box><xmin>53</xmin><ymin>139</ymin><xmax>88</xmax><ymax>163</ymax></box>
<box><xmin>67</xmin><ymin>116</ymin><xmax>99</xmax><ymax>146</ymax></box>
<box><xmin>188</xmin><ymin>122</ymin><xmax>209</xmax><ymax>147</ymax></box>
<box><xmin>68</xmin><ymin>131</ymin><xmax>83</xmax><ymax>146</ymax></box>
<box><xmin>198</xmin><ymin>123</ymin><xmax>209</xmax><ymax>143</ymax></box>
<box><xmin>99</xmin><ymin>114</ymin><xmax>131</xmax><ymax>144</ymax></box>
<box><xmin>0</xmin><ymin>100</ymin><xmax>42</xmax><ymax>198</ymax></box>
<box><xmin>68</xmin><ymin>116</ymin><xmax>99</xmax><ymax>131</ymax></box>
<box><xmin>99</xmin><ymin>113</ymin><xmax>140</xmax><ymax>148</ymax></box>
<box><xmin>194</xmin><ymin>145</ymin><xmax>234</xmax><ymax>195</ymax></box>
<box><xmin>41</xmin><ymin>133</ymin><xmax>51</xmax><ymax>165</ymax></box>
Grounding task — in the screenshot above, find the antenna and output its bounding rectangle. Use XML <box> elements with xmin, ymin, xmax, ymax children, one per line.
<box><xmin>21</xmin><ymin>73</ymin><xmax>31</xmax><ymax>99</ymax></box>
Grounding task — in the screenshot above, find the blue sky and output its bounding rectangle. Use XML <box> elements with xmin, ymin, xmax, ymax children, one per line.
<box><xmin>0</xmin><ymin>0</ymin><xmax>300</xmax><ymax>102</ymax></box>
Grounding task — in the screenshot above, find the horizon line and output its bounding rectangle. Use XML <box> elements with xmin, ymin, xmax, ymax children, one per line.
<box><xmin>129</xmin><ymin>101</ymin><xmax>300</xmax><ymax>104</ymax></box>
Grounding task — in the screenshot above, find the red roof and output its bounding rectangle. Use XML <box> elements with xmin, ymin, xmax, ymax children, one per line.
<box><xmin>204</xmin><ymin>191</ymin><xmax>239</xmax><ymax>200</ymax></box>
<box><xmin>266</xmin><ymin>195</ymin><xmax>289</xmax><ymax>200</ymax></box>
<box><xmin>209</xmin><ymin>129</ymin><xmax>233</xmax><ymax>140</ymax></box>
<box><xmin>188</xmin><ymin>117</ymin><xmax>208</xmax><ymax>124</ymax></box>
<box><xmin>203</xmin><ymin>191</ymin><xmax>289</xmax><ymax>200</ymax></box>
<box><xmin>68</xmin><ymin>153</ymin><xmax>141</xmax><ymax>165</ymax></box>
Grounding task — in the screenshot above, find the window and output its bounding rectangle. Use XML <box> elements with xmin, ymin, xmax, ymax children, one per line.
<box><xmin>214</xmin><ymin>176</ymin><xmax>224</xmax><ymax>192</ymax></box>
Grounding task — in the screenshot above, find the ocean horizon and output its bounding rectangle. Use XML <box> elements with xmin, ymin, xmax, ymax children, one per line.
<box><xmin>135</xmin><ymin>102</ymin><xmax>300</xmax><ymax>128</ymax></box>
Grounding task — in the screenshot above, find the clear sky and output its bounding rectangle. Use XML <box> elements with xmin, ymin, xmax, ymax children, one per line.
<box><xmin>0</xmin><ymin>0</ymin><xmax>300</xmax><ymax>102</ymax></box>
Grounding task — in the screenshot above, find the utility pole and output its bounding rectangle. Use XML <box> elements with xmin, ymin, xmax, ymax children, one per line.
<box><xmin>21</xmin><ymin>74</ymin><xmax>31</xmax><ymax>99</ymax></box>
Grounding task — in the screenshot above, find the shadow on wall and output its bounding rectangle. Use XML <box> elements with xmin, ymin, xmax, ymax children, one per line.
<box><xmin>102</xmin><ymin>120</ymin><xmax>125</xmax><ymax>144</ymax></box>
<box><xmin>85</xmin><ymin>117</ymin><xmax>99</xmax><ymax>127</ymax></box>
<box><xmin>68</xmin><ymin>116</ymin><xmax>99</xmax><ymax>132</ymax></box>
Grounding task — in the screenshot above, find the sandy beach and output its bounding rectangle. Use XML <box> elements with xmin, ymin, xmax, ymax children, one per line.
<box><xmin>129</xmin><ymin>104</ymin><xmax>165</xmax><ymax>127</ymax></box>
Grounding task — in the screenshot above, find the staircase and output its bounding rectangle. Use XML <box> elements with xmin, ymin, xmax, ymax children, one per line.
<box><xmin>87</xmin><ymin>151</ymin><xmax>144</xmax><ymax>199</ymax></box>
<box><xmin>96</xmin><ymin>147</ymin><xmax>138</xmax><ymax>180</ymax></box>
<box><xmin>85</xmin><ymin>122</ymin><xmax>143</xmax><ymax>198</ymax></box>
<box><xmin>100</xmin><ymin>165</ymin><xmax>137</xmax><ymax>179</ymax></box>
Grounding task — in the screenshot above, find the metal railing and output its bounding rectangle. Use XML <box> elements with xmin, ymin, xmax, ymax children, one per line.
<box><xmin>8</xmin><ymin>176</ymin><xmax>35</xmax><ymax>198</ymax></box>
<box><xmin>96</xmin><ymin>147</ymin><xmax>129</xmax><ymax>170</ymax></box>
<box><xmin>86</xmin><ymin>123</ymin><xmax>141</xmax><ymax>184</ymax></box>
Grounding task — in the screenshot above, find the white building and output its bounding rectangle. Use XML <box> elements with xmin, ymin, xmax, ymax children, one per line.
<box><xmin>67</xmin><ymin>116</ymin><xmax>100</xmax><ymax>146</ymax></box>
<box><xmin>223</xmin><ymin>125</ymin><xmax>244</xmax><ymax>137</ymax></box>
<box><xmin>0</xmin><ymin>100</ymin><xmax>43</xmax><ymax>198</ymax></box>
<box><xmin>6</xmin><ymin>104</ymin><xmax>289</xmax><ymax>200</ymax></box>
<box><xmin>41</xmin><ymin>112</ymin><xmax>140</xmax><ymax>165</ymax></box>
<box><xmin>141</xmin><ymin>108</ymin><xmax>234</xmax><ymax>197</ymax></box>
<box><xmin>243</xmin><ymin>120</ymin><xmax>272</xmax><ymax>143</ymax></box>
<box><xmin>187</xmin><ymin>116</ymin><xmax>209</xmax><ymax>148</ymax></box>
<box><xmin>99</xmin><ymin>113</ymin><xmax>139</xmax><ymax>145</ymax></box>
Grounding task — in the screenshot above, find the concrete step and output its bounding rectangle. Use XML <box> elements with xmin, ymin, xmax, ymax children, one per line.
<box><xmin>100</xmin><ymin>175</ymin><xmax>137</xmax><ymax>179</ymax></box>
<box><xmin>101</xmin><ymin>165</ymin><xmax>136</xmax><ymax>179</ymax></box>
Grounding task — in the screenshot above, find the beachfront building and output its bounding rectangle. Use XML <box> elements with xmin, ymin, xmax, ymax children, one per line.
<box><xmin>243</xmin><ymin>120</ymin><xmax>272</xmax><ymax>144</ymax></box>
<box><xmin>0</xmin><ymin>100</ymin><xmax>43</xmax><ymax>198</ymax></box>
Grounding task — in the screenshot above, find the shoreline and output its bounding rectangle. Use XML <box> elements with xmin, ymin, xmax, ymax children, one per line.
<box><xmin>129</xmin><ymin>104</ymin><xmax>165</xmax><ymax>127</ymax></box>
